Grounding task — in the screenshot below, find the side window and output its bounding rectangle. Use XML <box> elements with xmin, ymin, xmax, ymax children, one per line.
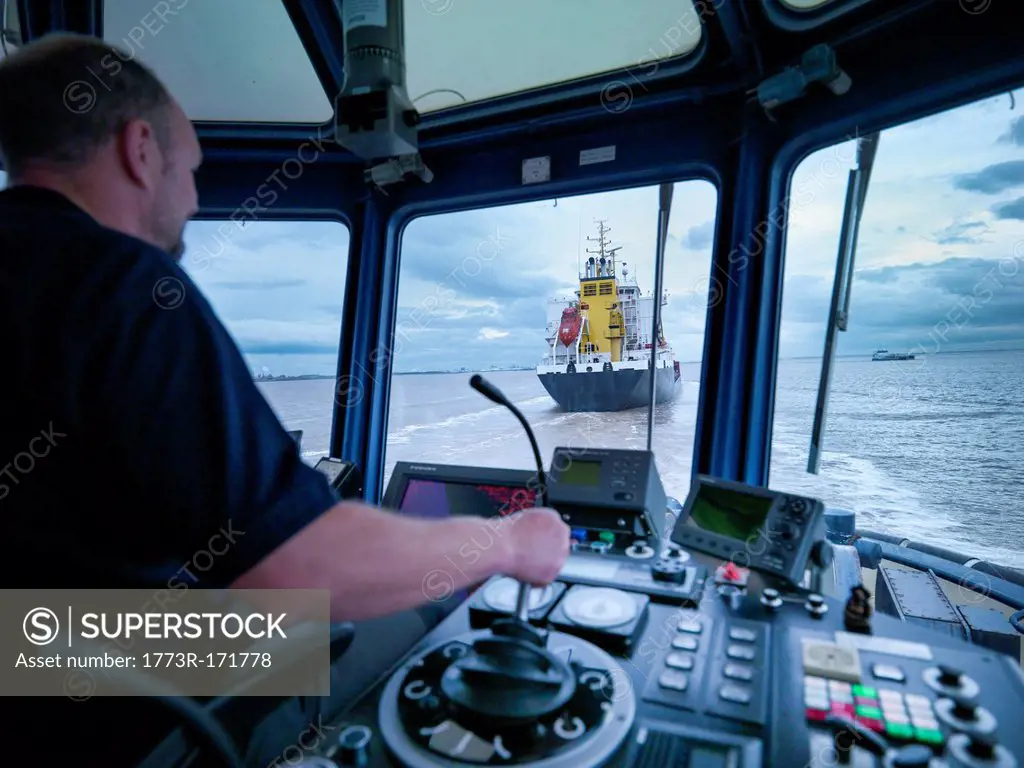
<box><xmin>385</xmin><ymin>181</ymin><xmax>718</xmax><ymax>505</ymax></box>
<box><xmin>771</xmin><ymin>90</ymin><xmax>1024</xmax><ymax>569</ymax></box>
<box><xmin>181</xmin><ymin>220</ymin><xmax>349</xmax><ymax>463</ymax></box>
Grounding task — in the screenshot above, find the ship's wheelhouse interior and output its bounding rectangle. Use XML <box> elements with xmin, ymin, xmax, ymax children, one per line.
<box><xmin>3</xmin><ymin>0</ymin><xmax>1024</xmax><ymax>763</ymax></box>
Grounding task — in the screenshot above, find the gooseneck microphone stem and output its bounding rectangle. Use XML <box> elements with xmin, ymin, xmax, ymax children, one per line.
<box><xmin>469</xmin><ymin>374</ymin><xmax>549</xmax><ymax>624</ymax></box>
<box><xmin>468</xmin><ymin>375</ymin><xmax>547</xmax><ymax>505</ymax></box>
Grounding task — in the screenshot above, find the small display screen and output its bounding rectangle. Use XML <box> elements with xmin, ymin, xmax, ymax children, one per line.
<box><xmin>558</xmin><ymin>460</ymin><xmax>602</xmax><ymax>486</ymax></box>
<box><xmin>683</xmin><ymin>483</ymin><xmax>774</xmax><ymax>543</ymax></box>
<box><xmin>398</xmin><ymin>478</ymin><xmax>536</xmax><ymax>520</ymax></box>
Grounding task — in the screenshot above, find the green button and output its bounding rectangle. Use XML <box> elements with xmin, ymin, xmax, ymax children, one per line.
<box><xmin>599</xmin><ymin>531</ymin><xmax>615</xmax><ymax>542</ymax></box>
<box><xmin>855</xmin><ymin>705</ymin><xmax>883</xmax><ymax>719</ymax></box>
<box><xmin>915</xmin><ymin>729</ymin><xmax>944</xmax><ymax>745</ymax></box>
<box><xmin>886</xmin><ymin>723</ymin><xmax>914</xmax><ymax>740</ymax></box>
<box><xmin>852</xmin><ymin>685</ymin><xmax>877</xmax><ymax>698</ymax></box>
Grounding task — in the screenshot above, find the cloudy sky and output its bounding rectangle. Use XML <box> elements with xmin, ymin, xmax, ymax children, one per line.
<box><xmin>2</xmin><ymin>86</ymin><xmax>1022</xmax><ymax>376</ymax></box>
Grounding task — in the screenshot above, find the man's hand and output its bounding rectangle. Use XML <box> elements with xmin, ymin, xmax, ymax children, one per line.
<box><xmin>506</xmin><ymin>507</ymin><xmax>570</xmax><ymax>585</ymax></box>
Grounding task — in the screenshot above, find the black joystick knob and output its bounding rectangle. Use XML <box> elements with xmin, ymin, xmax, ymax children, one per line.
<box><xmin>938</xmin><ymin>665</ymin><xmax>963</xmax><ymax>687</ymax></box>
<box><xmin>334</xmin><ymin>725</ymin><xmax>372</xmax><ymax>767</ymax></box>
<box><xmin>440</xmin><ymin>618</ymin><xmax>576</xmax><ymax>725</ymax></box>
<box><xmin>966</xmin><ymin>730</ymin><xmax>998</xmax><ymax>759</ymax></box>
<box><xmin>951</xmin><ymin>691</ymin><xmax>979</xmax><ymax>720</ymax></box>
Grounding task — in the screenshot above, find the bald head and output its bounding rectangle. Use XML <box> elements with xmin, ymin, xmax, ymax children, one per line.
<box><xmin>0</xmin><ymin>33</ymin><xmax>201</xmax><ymax>260</ymax></box>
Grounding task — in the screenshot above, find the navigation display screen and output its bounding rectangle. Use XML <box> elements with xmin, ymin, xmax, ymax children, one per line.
<box><xmin>682</xmin><ymin>483</ymin><xmax>773</xmax><ymax>542</ymax></box>
<box><xmin>558</xmin><ymin>460</ymin><xmax>602</xmax><ymax>486</ymax></box>
<box><xmin>398</xmin><ymin>478</ymin><xmax>537</xmax><ymax>520</ymax></box>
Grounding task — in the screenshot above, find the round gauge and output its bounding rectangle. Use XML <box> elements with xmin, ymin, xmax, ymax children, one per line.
<box><xmin>561</xmin><ymin>588</ymin><xmax>637</xmax><ymax>628</ymax></box>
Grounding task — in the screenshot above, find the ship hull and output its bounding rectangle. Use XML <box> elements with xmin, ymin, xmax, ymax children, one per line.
<box><xmin>537</xmin><ymin>365</ymin><xmax>680</xmax><ymax>412</ymax></box>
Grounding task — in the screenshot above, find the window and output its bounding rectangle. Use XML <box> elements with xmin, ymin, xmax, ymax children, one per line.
<box><xmin>384</xmin><ymin>181</ymin><xmax>719</xmax><ymax>511</ymax></box>
<box><xmin>406</xmin><ymin>0</ymin><xmax>702</xmax><ymax>112</ymax></box>
<box><xmin>180</xmin><ymin>220</ymin><xmax>350</xmax><ymax>462</ymax></box>
<box><xmin>102</xmin><ymin>0</ymin><xmax>332</xmax><ymax>122</ymax></box>
<box><xmin>770</xmin><ymin>89</ymin><xmax>1024</xmax><ymax>569</ymax></box>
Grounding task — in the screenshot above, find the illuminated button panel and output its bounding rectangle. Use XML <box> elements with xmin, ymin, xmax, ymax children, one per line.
<box><xmin>804</xmin><ymin>677</ymin><xmax>945</xmax><ymax>748</ymax></box>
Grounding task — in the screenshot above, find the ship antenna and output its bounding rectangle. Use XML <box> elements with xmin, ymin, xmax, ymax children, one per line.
<box><xmin>577</xmin><ymin>214</ymin><xmax>582</xmax><ymax>279</ymax></box>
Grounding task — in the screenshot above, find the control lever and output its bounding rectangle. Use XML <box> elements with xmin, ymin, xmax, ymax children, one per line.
<box><xmin>469</xmin><ymin>374</ymin><xmax>552</xmax><ymax>631</ymax></box>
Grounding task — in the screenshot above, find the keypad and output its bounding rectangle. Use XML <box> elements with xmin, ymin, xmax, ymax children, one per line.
<box><xmin>804</xmin><ymin>676</ymin><xmax>944</xmax><ymax>747</ymax></box>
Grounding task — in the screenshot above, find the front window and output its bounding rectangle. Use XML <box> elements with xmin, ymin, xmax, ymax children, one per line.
<box><xmin>385</xmin><ymin>180</ymin><xmax>719</xmax><ymax>509</ymax></box>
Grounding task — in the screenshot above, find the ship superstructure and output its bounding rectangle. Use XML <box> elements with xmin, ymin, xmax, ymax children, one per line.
<box><xmin>536</xmin><ymin>221</ymin><xmax>681</xmax><ymax>412</ymax></box>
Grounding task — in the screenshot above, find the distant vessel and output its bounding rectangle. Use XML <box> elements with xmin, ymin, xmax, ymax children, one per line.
<box><xmin>536</xmin><ymin>221</ymin><xmax>681</xmax><ymax>412</ymax></box>
<box><xmin>872</xmin><ymin>348</ymin><xmax>915</xmax><ymax>361</ymax></box>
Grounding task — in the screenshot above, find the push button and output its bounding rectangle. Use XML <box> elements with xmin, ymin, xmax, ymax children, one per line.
<box><xmin>719</xmin><ymin>684</ymin><xmax>751</xmax><ymax>704</ymax></box>
<box><xmin>726</xmin><ymin>644</ymin><xmax>755</xmax><ymax>661</ymax></box>
<box><xmin>672</xmin><ymin>635</ymin><xmax>698</xmax><ymax>651</ymax></box>
<box><xmin>728</xmin><ymin>627</ymin><xmax>757</xmax><ymax>642</ymax></box>
<box><xmin>659</xmin><ymin>670</ymin><xmax>688</xmax><ymax>691</ymax></box>
<box><xmin>665</xmin><ymin>652</ymin><xmax>694</xmax><ymax>671</ymax></box>
<box><xmin>873</xmin><ymin>664</ymin><xmax>905</xmax><ymax>682</ymax></box>
<box><xmin>724</xmin><ymin>663</ymin><xmax>753</xmax><ymax>681</ymax></box>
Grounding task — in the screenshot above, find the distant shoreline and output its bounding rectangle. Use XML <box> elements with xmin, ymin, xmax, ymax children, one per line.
<box><xmin>253</xmin><ymin>347</ymin><xmax>1023</xmax><ymax>380</ymax></box>
<box><xmin>254</xmin><ymin>368</ymin><xmax>534</xmax><ymax>382</ymax></box>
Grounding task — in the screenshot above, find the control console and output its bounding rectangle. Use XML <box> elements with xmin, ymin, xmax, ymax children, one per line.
<box><xmin>285</xmin><ymin>465</ymin><xmax>1024</xmax><ymax>768</ymax></box>
<box><xmin>306</xmin><ymin>574</ymin><xmax>1024</xmax><ymax>767</ymax></box>
<box><xmin>673</xmin><ymin>475</ymin><xmax>832</xmax><ymax>590</ymax></box>
<box><xmin>547</xmin><ymin>447</ymin><xmax>666</xmax><ymax>555</ymax></box>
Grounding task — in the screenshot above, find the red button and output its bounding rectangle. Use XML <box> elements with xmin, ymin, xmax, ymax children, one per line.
<box><xmin>855</xmin><ymin>716</ymin><xmax>885</xmax><ymax>732</ymax></box>
<box><xmin>806</xmin><ymin>708</ymin><xmax>829</xmax><ymax>722</ymax></box>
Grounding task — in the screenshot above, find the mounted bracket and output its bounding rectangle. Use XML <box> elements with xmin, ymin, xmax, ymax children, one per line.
<box><xmin>756</xmin><ymin>44</ymin><xmax>851</xmax><ymax>112</ymax></box>
<box><xmin>333</xmin><ymin>0</ymin><xmax>432</xmax><ymax>189</ymax></box>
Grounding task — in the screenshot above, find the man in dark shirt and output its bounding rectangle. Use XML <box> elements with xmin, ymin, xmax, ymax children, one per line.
<box><xmin>0</xmin><ymin>33</ymin><xmax>569</xmax><ymax>764</ymax></box>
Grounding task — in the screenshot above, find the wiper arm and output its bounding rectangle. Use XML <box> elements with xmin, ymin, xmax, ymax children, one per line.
<box><xmin>807</xmin><ymin>132</ymin><xmax>880</xmax><ymax>474</ymax></box>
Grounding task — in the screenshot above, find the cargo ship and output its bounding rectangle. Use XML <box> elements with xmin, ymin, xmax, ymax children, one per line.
<box><xmin>536</xmin><ymin>221</ymin><xmax>681</xmax><ymax>412</ymax></box>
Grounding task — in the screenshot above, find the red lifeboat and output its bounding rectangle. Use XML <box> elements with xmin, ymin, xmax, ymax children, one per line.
<box><xmin>557</xmin><ymin>306</ymin><xmax>582</xmax><ymax>347</ymax></box>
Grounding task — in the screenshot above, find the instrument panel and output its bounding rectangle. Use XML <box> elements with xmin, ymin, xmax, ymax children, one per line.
<box><xmin>290</xmin><ymin>455</ymin><xmax>1024</xmax><ymax>767</ymax></box>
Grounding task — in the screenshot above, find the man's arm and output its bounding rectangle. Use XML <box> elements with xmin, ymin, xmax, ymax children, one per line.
<box><xmin>230</xmin><ymin>500</ymin><xmax>524</xmax><ymax>621</ymax></box>
<box><xmin>81</xmin><ymin>241</ymin><xmax>568</xmax><ymax>610</ymax></box>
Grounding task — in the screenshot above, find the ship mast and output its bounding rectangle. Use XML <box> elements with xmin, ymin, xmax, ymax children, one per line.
<box><xmin>584</xmin><ymin>220</ymin><xmax>622</xmax><ymax>279</ymax></box>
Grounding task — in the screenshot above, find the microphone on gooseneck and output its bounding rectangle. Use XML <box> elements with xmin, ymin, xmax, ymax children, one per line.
<box><xmin>469</xmin><ymin>374</ymin><xmax>550</xmax><ymax>624</ymax></box>
<box><xmin>469</xmin><ymin>374</ymin><xmax>548</xmax><ymax>505</ymax></box>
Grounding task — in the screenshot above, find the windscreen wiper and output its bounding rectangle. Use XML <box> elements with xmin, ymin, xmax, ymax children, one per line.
<box><xmin>807</xmin><ymin>132</ymin><xmax>880</xmax><ymax>473</ymax></box>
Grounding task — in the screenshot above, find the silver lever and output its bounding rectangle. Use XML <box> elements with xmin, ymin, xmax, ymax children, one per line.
<box><xmin>514</xmin><ymin>583</ymin><xmax>531</xmax><ymax>622</ymax></box>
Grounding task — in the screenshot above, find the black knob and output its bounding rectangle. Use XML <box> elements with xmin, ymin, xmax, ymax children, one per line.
<box><xmin>652</xmin><ymin>560</ymin><xmax>686</xmax><ymax>584</ymax></box>
<box><xmin>938</xmin><ymin>665</ymin><xmax>963</xmax><ymax>686</ymax></box>
<box><xmin>335</xmin><ymin>725</ymin><xmax>372</xmax><ymax>767</ymax></box>
<box><xmin>966</xmin><ymin>731</ymin><xmax>998</xmax><ymax>759</ymax></box>
<box><xmin>951</xmin><ymin>691</ymin><xmax>979</xmax><ymax>720</ymax></box>
<box><xmin>761</xmin><ymin>588</ymin><xmax>783</xmax><ymax>611</ymax></box>
<box><xmin>890</xmin><ymin>744</ymin><xmax>933</xmax><ymax>767</ymax></box>
<box><xmin>806</xmin><ymin>593</ymin><xmax>828</xmax><ymax>617</ymax></box>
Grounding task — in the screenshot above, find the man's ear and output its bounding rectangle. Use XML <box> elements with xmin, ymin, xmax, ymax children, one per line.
<box><xmin>117</xmin><ymin>118</ymin><xmax>162</xmax><ymax>189</ymax></box>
